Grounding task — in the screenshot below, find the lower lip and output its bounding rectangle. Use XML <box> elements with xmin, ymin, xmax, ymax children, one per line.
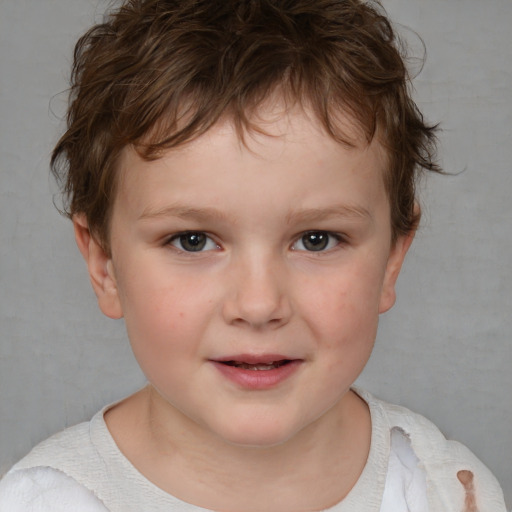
<box><xmin>211</xmin><ymin>360</ymin><xmax>302</xmax><ymax>390</ymax></box>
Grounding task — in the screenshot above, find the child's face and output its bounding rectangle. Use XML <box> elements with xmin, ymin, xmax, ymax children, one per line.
<box><xmin>79</xmin><ymin>107</ymin><xmax>412</xmax><ymax>447</ymax></box>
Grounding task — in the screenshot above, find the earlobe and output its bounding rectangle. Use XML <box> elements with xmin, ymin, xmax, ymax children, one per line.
<box><xmin>73</xmin><ymin>214</ymin><xmax>123</xmax><ymax>319</ymax></box>
<box><xmin>378</xmin><ymin>229</ymin><xmax>415</xmax><ymax>314</ymax></box>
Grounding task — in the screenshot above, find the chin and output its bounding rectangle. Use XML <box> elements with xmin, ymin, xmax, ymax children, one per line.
<box><xmin>210</xmin><ymin>412</ymin><xmax>304</xmax><ymax>449</ymax></box>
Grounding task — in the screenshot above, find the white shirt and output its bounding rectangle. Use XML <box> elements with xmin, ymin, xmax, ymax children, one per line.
<box><xmin>0</xmin><ymin>389</ymin><xmax>506</xmax><ymax>511</ymax></box>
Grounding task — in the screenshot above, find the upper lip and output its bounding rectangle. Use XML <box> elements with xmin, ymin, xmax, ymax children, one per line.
<box><xmin>211</xmin><ymin>354</ymin><xmax>298</xmax><ymax>364</ymax></box>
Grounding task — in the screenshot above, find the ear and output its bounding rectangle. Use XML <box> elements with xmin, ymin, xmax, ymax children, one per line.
<box><xmin>378</xmin><ymin>227</ymin><xmax>415</xmax><ymax>314</ymax></box>
<box><xmin>73</xmin><ymin>214</ymin><xmax>123</xmax><ymax>319</ymax></box>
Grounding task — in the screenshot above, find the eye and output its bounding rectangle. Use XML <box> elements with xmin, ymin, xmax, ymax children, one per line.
<box><xmin>168</xmin><ymin>232</ymin><xmax>218</xmax><ymax>252</ymax></box>
<box><xmin>292</xmin><ymin>231</ymin><xmax>341</xmax><ymax>252</ymax></box>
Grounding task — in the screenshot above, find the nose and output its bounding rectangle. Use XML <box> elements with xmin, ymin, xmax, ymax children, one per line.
<box><xmin>222</xmin><ymin>253</ymin><xmax>292</xmax><ymax>329</ymax></box>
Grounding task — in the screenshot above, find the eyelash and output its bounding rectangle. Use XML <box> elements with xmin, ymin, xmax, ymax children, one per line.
<box><xmin>166</xmin><ymin>230</ymin><xmax>345</xmax><ymax>253</ymax></box>
<box><xmin>166</xmin><ymin>231</ymin><xmax>219</xmax><ymax>253</ymax></box>
<box><xmin>291</xmin><ymin>231</ymin><xmax>345</xmax><ymax>253</ymax></box>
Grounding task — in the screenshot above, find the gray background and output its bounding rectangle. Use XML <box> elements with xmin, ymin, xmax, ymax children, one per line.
<box><xmin>1</xmin><ymin>0</ymin><xmax>510</xmax><ymax>507</ymax></box>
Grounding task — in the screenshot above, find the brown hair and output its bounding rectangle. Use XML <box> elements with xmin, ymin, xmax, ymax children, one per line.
<box><xmin>52</xmin><ymin>0</ymin><xmax>440</xmax><ymax>251</ymax></box>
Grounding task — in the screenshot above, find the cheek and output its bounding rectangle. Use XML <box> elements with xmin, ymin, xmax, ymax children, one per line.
<box><xmin>296</xmin><ymin>261</ymin><xmax>385</xmax><ymax>386</ymax></box>
<box><xmin>299</xmin><ymin>263</ymin><xmax>384</xmax><ymax>338</ymax></box>
<box><xmin>115</xmin><ymin>269</ymin><xmax>215</xmax><ymax>373</ymax></box>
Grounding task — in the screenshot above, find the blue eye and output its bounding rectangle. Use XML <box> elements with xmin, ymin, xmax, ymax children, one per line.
<box><xmin>169</xmin><ymin>232</ymin><xmax>218</xmax><ymax>252</ymax></box>
<box><xmin>292</xmin><ymin>231</ymin><xmax>341</xmax><ymax>252</ymax></box>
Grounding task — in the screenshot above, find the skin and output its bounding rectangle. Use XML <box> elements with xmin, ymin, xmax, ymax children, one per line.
<box><xmin>74</xmin><ymin>106</ymin><xmax>414</xmax><ymax>511</ymax></box>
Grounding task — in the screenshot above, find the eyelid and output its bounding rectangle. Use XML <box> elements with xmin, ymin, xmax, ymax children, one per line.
<box><xmin>291</xmin><ymin>231</ymin><xmax>347</xmax><ymax>252</ymax></box>
<box><xmin>166</xmin><ymin>231</ymin><xmax>220</xmax><ymax>252</ymax></box>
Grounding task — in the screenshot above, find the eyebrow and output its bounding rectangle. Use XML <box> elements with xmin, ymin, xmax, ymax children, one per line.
<box><xmin>284</xmin><ymin>205</ymin><xmax>372</xmax><ymax>224</ymax></box>
<box><xmin>139</xmin><ymin>203</ymin><xmax>371</xmax><ymax>224</ymax></box>
<box><xmin>138</xmin><ymin>205</ymin><xmax>229</xmax><ymax>222</ymax></box>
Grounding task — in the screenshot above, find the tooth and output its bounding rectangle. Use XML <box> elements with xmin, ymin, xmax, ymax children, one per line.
<box><xmin>228</xmin><ymin>361</ymin><xmax>287</xmax><ymax>370</ymax></box>
<box><xmin>254</xmin><ymin>364</ymin><xmax>274</xmax><ymax>370</ymax></box>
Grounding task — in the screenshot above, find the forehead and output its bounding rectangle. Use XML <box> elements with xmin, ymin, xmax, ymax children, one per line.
<box><xmin>128</xmin><ymin>100</ymin><xmax>388</xmax><ymax>175</ymax></box>
<box><xmin>113</xmin><ymin>106</ymin><xmax>390</xmax><ymax>227</ymax></box>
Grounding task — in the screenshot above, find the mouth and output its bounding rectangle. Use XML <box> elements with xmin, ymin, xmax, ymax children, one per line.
<box><xmin>219</xmin><ymin>360</ymin><xmax>292</xmax><ymax>371</ymax></box>
<box><xmin>210</xmin><ymin>355</ymin><xmax>302</xmax><ymax>389</ymax></box>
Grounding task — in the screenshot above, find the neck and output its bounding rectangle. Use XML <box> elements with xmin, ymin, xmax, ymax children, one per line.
<box><xmin>106</xmin><ymin>386</ymin><xmax>371</xmax><ymax>512</ymax></box>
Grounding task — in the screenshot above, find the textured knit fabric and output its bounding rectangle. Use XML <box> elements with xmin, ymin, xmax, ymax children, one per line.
<box><xmin>0</xmin><ymin>389</ymin><xmax>507</xmax><ymax>511</ymax></box>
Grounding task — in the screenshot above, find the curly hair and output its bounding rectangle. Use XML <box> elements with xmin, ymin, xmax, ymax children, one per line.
<box><xmin>52</xmin><ymin>0</ymin><xmax>440</xmax><ymax>251</ymax></box>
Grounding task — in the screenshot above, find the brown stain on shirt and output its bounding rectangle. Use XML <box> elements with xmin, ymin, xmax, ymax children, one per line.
<box><xmin>457</xmin><ymin>470</ymin><xmax>478</xmax><ymax>512</ymax></box>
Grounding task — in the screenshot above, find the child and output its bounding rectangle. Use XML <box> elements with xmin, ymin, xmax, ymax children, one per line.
<box><xmin>0</xmin><ymin>0</ymin><xmax>507</xmax><ymax>510</ymax></box>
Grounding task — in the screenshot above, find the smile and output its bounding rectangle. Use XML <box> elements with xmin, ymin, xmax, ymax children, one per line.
<box><xmin>211</xmin><ymin>356</ymin><xmax>302</xmax><ymax>389</ymax></box>
<box><xmin>221</xmin><ymin>360</ymin><xmax>291</xmax><ymax>371</ymax></box>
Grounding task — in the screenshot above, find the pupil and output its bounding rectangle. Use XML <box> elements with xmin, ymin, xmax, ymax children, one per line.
<box><xmin>303</xmin><ymin>232</ymin><xmax>328</xmax><ymax>251</ymax></box>
<box><xmin>181</xmin><ymin>233</ymin><xmax>206</xmax><ymax>251</ymax></box>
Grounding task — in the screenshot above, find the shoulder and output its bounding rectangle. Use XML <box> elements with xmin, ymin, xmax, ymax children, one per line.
<box><xmin>0</xmin><ymin>403</ymin><xmax>187</xmax><ymax>512</ymax></box>
<box><xmin>0</xmin><ymin>466</ymin><xmax>108</xmax><ymax>512</ymax></box>
<box><xmin>356</xmin><ymin>388</ymin><xmax>507</xmax><ymax>512</ymax></box>
<box><xmin>1</xmin><ymin>408</ymin><xmax>115</xmax><ymax>510</ymax></box>
<box><xmin>8</xmin><ymin>418</ymin><xmax>102</xmax><ymax>475</ymax></box>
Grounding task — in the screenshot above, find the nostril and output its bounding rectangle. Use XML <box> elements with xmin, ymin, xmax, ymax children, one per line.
<box><xmin>223</xmin><ymin>296</ymin><xmax>291</xmax><ymax>328</ymax></box>
<box><xmin>221</xmin><ymin>266</ymin><xmax>292</xmax><ymax>328</ymax></box>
